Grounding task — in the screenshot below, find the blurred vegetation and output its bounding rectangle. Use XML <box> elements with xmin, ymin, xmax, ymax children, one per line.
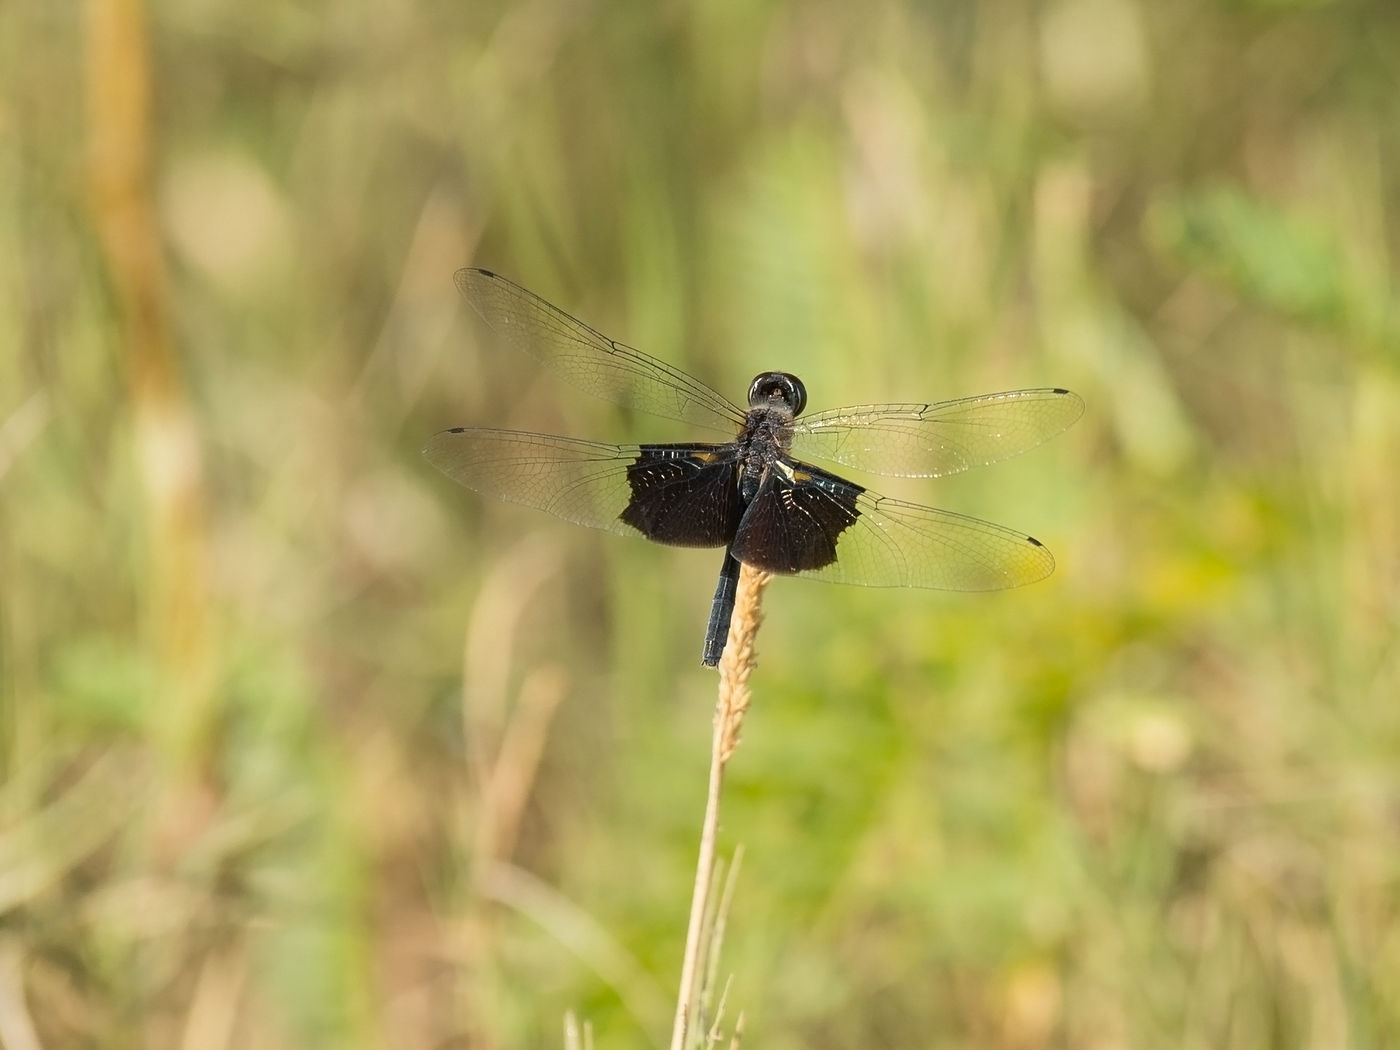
<box><xmin>3</xmin><ymin>0</ymin><xmax>1400</xmax><ymax>1047</ymax></box>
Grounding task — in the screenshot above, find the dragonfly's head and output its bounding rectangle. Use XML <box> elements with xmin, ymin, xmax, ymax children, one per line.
<box><xmin>747</xmin><ymin>372</ymin><xmax>807</xmax><ymax>417</ymax></box>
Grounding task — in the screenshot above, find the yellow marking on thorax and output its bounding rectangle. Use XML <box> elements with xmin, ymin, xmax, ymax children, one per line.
<box><xmin>772</xmin><ymin>459</ymin><xmax>812</xmax><ymax>484</ymax></box>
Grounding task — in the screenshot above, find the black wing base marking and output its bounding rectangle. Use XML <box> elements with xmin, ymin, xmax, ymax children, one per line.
<box><xmin>622</xmin><ymin>444</ymin><xmax>743</xmax><ymax>547</ymax></box>
<box><xmin>730</xmin><ymin>462</ymin><xmax>864</xmax><ymax>574</ymax></box>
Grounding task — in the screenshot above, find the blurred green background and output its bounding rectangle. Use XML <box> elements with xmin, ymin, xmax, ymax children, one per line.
<box><xmin>4</xmin><ymin>0</ymin><xmax>1400</xmax><ymax>1047</ymax></box>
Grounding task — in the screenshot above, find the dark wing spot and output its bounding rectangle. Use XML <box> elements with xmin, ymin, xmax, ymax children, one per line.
<box><xmin>732</xmin><ymin>463</ymin><xmax>864</xmax><ymax>574</ymax></box>
<box><xmin>621</xmin><ymin>444</ymin><xmax>742</xmax><ymax>547</ymax></box>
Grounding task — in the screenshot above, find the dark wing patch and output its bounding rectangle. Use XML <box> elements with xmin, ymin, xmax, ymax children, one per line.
<box><xmin>622</xmin><ymin>444</ymin><xmax>744</xmax><ymax>546</ymax></box>
<box><xmin>730</xmin><ymin>462</ymin><xmax>863</xmax><ymax>573</ymax></box>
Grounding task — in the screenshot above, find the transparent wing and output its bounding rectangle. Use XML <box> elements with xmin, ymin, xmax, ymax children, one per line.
<box><xmin>788</xmin><ymin>388</ymin><xmax>1083</xmax><ymax>478</ymax></box>
<box><xmin>811</xmin><ymin>491</ymin><xmax>1056</xmax><ymax>588</ymax></box>
<box><xmin>456</xmin><ymin>268</ymin><xmax>745</xmax><ymax>434</ymax></box>
<box><xmin>425</xmin><ymin>428</ymin><xmax>644</xmax><ymax>536</ymax></box>
<box><xmin>424</xmin><ymin>428</ymin><xmax>742</xmax><ymax>548</ymax></box>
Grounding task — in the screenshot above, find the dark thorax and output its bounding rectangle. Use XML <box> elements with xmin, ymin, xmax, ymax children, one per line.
<box><xmin>737</xmin><ymin>371</ymin><xmax>806</xmax><ymax>503</ymax></box>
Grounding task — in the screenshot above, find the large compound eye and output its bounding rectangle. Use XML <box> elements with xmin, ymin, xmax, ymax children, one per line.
<box><xmin>747</xmin><ymin>372</ymin><xmax>808</xmax><ymax>416</ymax></box>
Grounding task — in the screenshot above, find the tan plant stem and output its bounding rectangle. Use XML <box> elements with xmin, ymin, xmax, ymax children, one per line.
<box><xmin>669</xmin><ymin>564</ymin><xmax>772</xmax><ymax>1050</ymax></box>
<box><xmin>85</xmin><ymin>0</ymin><xmax>215</xmax><ymax>780</ymax></box>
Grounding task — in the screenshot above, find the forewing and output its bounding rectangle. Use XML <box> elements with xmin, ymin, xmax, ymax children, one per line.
<box><xmin>788</xmin><ymin>387</ymin><xmax>1083</xmax><ymax>478</ymax></box>
<box><xmin>456</xmin><ymin>268</ymin><xmax>745</xmax><ymax>434</ymax></box>
<box><xmin>424</xmin><ymin>429</ymin><xmax>740</xmax><ymax>548</ymax></box>
<box><xmin>731</xmin><ymin>460</ymin><xmax>1055</xmax><ymax>589</ymax></box>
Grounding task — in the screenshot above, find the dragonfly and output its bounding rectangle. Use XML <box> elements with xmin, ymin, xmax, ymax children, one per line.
<box><xmin>427</xmin><ymin>269</ymin><xmax>1082</xmax><ymax>667</ymax></box>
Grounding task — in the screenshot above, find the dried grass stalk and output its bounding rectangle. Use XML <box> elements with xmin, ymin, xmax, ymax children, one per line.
<box><xmin>669</xmin><ymin>564</ymin><xmax>772</xmax><ymax>1050</ymax></box>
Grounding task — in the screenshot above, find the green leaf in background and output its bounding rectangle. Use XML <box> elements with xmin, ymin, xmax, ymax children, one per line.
<box><xmin>50</xmin><ymin>635</ymin><xmax>156</xmax><ymax>734</ymax></box>
<box><xmin>1148</xmin><ymin>184</ymin><xmax>1347</xmax><ymax>322</ymax></box>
